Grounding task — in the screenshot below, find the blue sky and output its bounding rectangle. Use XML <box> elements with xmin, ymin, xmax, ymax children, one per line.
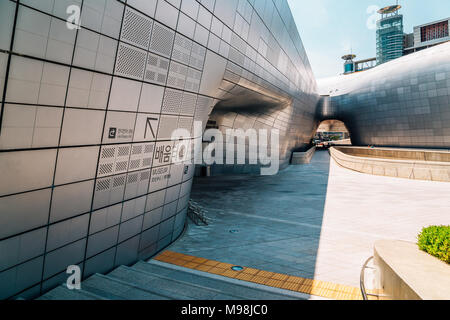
<box><xmin>287</xmin><ymin>0</ymin><xmax>450</xmax><ymax>79</ymax></box>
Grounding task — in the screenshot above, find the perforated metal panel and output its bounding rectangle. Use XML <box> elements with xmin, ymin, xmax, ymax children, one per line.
<box><xmin>115</xmin><ymin>43</ymin><xmax>147</xmax><ymax>80</ymax></box>
<box><xmin>162</xmin><ymin>88</ymin><xmax>183</xmax><ymax>114</ymax></box>
<box><xmin>190</xmin><ymin>42</ymin><xmax>206</xmax><ymax>70</ymax></box>
<box><xmin>124</xmin><ymin>168</ymin><xmax>151</xmax><ymax>200</ymax></box>
<box><xmin>185</xmin><ymin>67</ymin><xmax>201</xmax><ymax>92</ymax></box>
<box><xmin>113</xmin><ymin>175</ymin><xmax>126</xmax><ymax>188</ymax></box>
<box><xmin>172</xmin><ymin>34</ymin><xmax>192</xmax><ymax>65</ymax></box>
<box><xmin>180</xmin><ymin>92</ymin><xmax>197</xmax><ymax>116</ymax></box>
<box><xmin>140</xmin><ymin>170</ymin><xmax>151</xmax><ymax>182</ymax></box>
<box><xmin>96</xmin><ymin>178</ymin><xmax>111</xmax><ymax>192</ymax></box>
<box><xmin>145</xmin><ymin>52</ymin><xmax>169</xmax><ymax>85</ymax></box>
<box><xmin>167</xmin><ymin>61</ymin><xmax>187</xmax><ymax>89</ymax></box>
<box><xmin>93</xmin><ymin>172</ymin><xmax>127</xmax><ymax>210</ymax></box>
<box><xmin>127</xmin><ymin>172</ymin><xmax>139</xmax><ymax>184</ymax></box>
<box><xmin>149</xmin><ymin>22</ymin><xmax>175</xmax><ymax>58</ymax></box>
<box><xmin>98</xmin><ymin>145</ymin><xmax>132</xmax><ymax>178</ymax></box>
<box><xmin>121</xmin><ymin>7</ymin><xmax>153</xmax><ymax>50</ymax></box>
<box><xmin>129</xmin><ymin>142</ymin><xmax>155</xmax><ymax>171</ymax></box>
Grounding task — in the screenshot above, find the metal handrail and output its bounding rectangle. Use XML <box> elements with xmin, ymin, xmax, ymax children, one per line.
<box><xmin>360</xmin><ymin>256</ymin><xmax>392</xmax><ymax>300</ymax></box>
<box><xmin>187</xmin><ymin>200</ymin><xmax>208</xmax><ymax>226</ymax></box>
<box><xmin>360</xmin><ymin>256</ymin><xmax>388</xmax><ymax>300</ymax></box>
<box><xmin>360</xmin><ymin>256</ymin><xmax>373</xmax><ymax>300</ymax></box>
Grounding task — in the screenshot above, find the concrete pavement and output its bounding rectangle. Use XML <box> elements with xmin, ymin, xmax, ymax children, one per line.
<box><xmin>167</xmin><ymin>151</ymin><xmax>450</xmax><ymax>287</ymax></box>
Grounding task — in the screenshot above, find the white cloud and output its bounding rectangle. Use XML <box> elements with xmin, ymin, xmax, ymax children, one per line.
<box><xmin>307</xmin><ymin>49</ymin><xmax>342</xmax><ymax>80</ymax></box>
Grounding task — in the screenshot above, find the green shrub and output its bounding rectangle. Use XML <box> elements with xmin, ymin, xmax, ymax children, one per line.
<box><xmin>417</xmin><ymin>226</ymin><xmax>450</xmax><ymax>264</ymax></box>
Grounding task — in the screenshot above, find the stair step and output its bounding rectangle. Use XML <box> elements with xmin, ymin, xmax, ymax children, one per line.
<box><xmin>80</xmin><ymin>274</ymin><xmax>170</xmax><ymax>300</ymax></box>
<box><xmin>132</xmin><ymin>260</ymin><xmax>304</xmax><ymax>300</ymax></box>
<box><xmin>37</xmin><ymin>284</ymin><xmax>107</xmax><ymax>300</ymax></box>
<box><xmin>109</xmin><ymin>265</ymin><xmax>243</xmax><ymax>300</ymax></box>
<box><xmin>37</xmin><ymin>260</ymin><xmax>309</xmax><ymax>300</ymax></box>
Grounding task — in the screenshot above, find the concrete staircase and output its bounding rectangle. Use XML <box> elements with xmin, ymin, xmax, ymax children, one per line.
<box><xmin>38</xmin><ymin>260</ymin><xmax>309</xmax><ymax>300</ymax></box>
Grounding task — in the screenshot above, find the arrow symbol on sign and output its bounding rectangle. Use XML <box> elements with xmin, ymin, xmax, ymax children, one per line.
<box><xmin>144</xmin><ymin>117</ymin><xmax>158</xmax><ymax>139</ymax></box>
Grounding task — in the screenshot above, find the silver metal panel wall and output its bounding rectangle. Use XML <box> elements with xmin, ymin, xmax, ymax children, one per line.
<box><xmin>0</xmin><ymin>0</ymin><xmax>317</xmax><ymax>299</ymax></box>
<box><xmin>320</xmin><ymin>42</ymin><xmax>450</xmax><ymax>148</ymax></box>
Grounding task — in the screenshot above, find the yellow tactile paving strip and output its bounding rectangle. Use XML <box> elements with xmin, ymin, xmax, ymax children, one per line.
<box><xmin>154</xmin><ymin>250</ymin><xmax>382</xmax><ymax>300</ymax></box>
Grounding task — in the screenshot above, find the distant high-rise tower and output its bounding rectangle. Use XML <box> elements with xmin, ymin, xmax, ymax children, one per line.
<box><xmin>376</xmin><ymin>5</ymin><xmax>403</xmax><ymax>65</ymax></box>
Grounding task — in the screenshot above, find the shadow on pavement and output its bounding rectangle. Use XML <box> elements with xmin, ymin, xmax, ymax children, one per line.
<box><xmin>168</xmin><ymin>150</ymin><xmax>332</xmax><ymax>297</ymax></box>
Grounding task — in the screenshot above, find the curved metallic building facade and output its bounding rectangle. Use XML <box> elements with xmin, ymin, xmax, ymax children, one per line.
<box><xmin>0</xmin><ymin>0</ymin><xmax>318</xmax><ymax>298</ymax></box>
<box><xmin>320</xmin><ymin>41</ymin><xmax>450</xmax><ymax>148</ymax></box>
<box><xmin>203</xmin><ymin>81</ymin><xmax>317</xmax><ymax>174</ymax></box>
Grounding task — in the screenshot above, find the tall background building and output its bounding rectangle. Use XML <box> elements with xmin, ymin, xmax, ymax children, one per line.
<box><xmin>346</xmin><ymin>4</ymin><xmax>448</xmax><ymax>74</ymax></box>
<box><xmin>376</xmin><ymin>4</ymin><xmax>404</xmax><ymax>65</ymax></box>
<box><xmin>403</xmin><ymin>17</ymin><xmax>450</xmax><ymax>55</ymax></box>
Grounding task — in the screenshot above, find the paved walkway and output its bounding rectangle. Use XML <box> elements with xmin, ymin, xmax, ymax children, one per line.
<box><xmin>167</xmin><ymin>151</ymin><xmax>450</xmax><ymax>288</ymax></box>
<box><xmin>154</xmin><ymin>250</ymin><xmax>363</xmax><ymax>300</ymax></box>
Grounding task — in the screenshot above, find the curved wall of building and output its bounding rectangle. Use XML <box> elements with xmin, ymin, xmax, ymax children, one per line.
<box><xmin>0</xmin><ymin>0</ymin><xmax>317</xmax><ymax>299</ymax></box>
<box><xmin>202</xmin><ymin>82</ymin><xmax>317</xmax><ymax>174</ymax></box>
<box><xmin>319</xmin><ymin>42</ymin><xmax>450</xmax><ymax>148</ymax></box>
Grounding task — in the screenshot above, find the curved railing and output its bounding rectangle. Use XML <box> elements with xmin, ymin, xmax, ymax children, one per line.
<box><xmin>360</xmin><ymin>256</ymin><xmax>388</xmax><ymax>300</ymax></box>
<box><xmin>360</xmin><ymin>256</ymin><xmax>373</xmax><ymax>300</ymax></box>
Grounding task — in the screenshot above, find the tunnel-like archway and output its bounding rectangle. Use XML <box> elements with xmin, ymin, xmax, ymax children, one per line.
<box><xmin>315</xmin><ymin>120</ymin><xmax>351</xmax><ymax>144</ymax></box>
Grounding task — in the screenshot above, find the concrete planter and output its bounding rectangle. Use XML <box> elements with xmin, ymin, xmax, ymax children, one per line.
<box><xmin>374</xmin><ymin>240</ymin><xmax>450</xmax><ymax>300</ymax></box>
<box><xmin>330</xmin><ymin>146</ymin><xmax>450</xmax><ymax>182</ymax></box>
<box><xmin>291</xmin><ymin>146</ymin><xmax>316</xmax><ymax>165</ymax></box>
